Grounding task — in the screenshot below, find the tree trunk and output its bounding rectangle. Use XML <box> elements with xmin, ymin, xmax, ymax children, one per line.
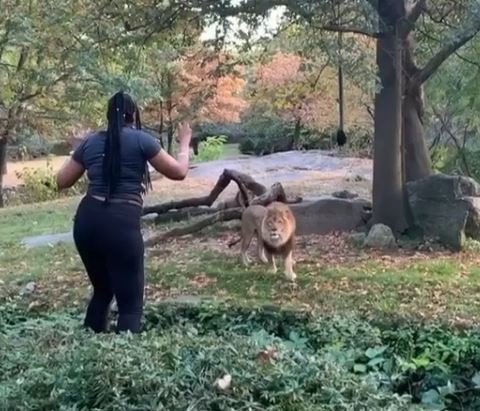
<box><xmin>372</xmin><ymin>0</ymin><xmax>408</xmax><ymax>233</ymax></box>
<box><xmin>0</xmin><ymin>137</ymin><xmax>7</xmax><ymax>208</ymax></box>
<box><xmin>338</xmin><ymin>32</ymin><xmax>345</xmax><ymax>132</ymax></box>
<box><xmin>292</xmin><ymin>117</ymin><xmax>301</xmax><ymax>150</ymax></box>
<box><xmin>403</xmin><ymin>36</ymin><xmax>432</xmax><ymax>181</ymax></box>
<box><xmin>158</xmin><ymin>100</ymin><xmax>165</xmax><ymax>149</ymax></box>
<box><xmin>167</xmin><ymin>99</ymin><xmax>173</xmax><ymax>155</ymax></box>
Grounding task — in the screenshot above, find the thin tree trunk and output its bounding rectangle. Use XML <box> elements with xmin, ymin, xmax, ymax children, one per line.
<box><xmin>403</xmin><ymin>36</ymin><xmax>432</xmax><ymax>181</ymax></box>
<box><xmin>158</xmin><ymin>100</ymin><xmax>165</xmax><ymax>149</ymax></box>
<box><xmin>338</xmin><ymin>32</ymin><xmax>345</xmax><ymax>132</ymax></box>
<box><xmin>372</xmin><ymin>0</ymin><xmax>408</xmax><ymax>233</ymax></box>
<box><xmin>167</xmin><ymin>99</ymin><xmax>173</xmax><ymax>155</ymax></box>
<box><xmin>292</xmin><ymin>118</ymin><xmax>301</xmax><ymax>150</ymax></box>
<box><xmin>0</xmin><ymin>137</ymin><xmax>7</xmax><ymax>208</ymax></box>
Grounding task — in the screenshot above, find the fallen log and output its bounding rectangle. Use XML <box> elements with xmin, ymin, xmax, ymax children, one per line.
<box><xmin>145</xmin><ymin>182</ymin><xmax>301</xmax><ymax>246</ymax></box>
<box><xmin>144</xmin><ymin>208</ymin><xmax>242</xmax><ymax>247</ymax></box>
<box><xmin>143</xmin><ymin>169</ymin><xmax>266</xmax><ymax>216</ymax></box>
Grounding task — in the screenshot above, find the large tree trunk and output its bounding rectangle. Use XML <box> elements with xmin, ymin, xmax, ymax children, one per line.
<box><xmin>0</xmin><ymin>137</ymin><xmax>7</xmax><ymax>208</ymax></box>
<box><xmin>372</xmin><ymin>0</ymin><xmax>408</xmax><ymax>233</ymax></box>
<box><xmin>403</xmin><ymin>36</ymin><xmax>432</xmax><ymax>181</ymax></box>
<box><xmin>167</xmin><ymin>100</ymin><xmax>174</xmax><ymax>155</ymax></box>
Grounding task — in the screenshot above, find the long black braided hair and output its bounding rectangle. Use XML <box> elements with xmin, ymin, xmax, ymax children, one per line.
<box><xmin>103</xmin><ymin>91</ymin><xmax>152</xmax><ymax>201</ymax></box>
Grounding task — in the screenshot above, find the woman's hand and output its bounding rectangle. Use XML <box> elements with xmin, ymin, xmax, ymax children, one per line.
<box><xmin>177</xmin><ymin>122</ymin><xmax>192</xmax><ymax>149</ymax></box>
<box><xmin>148</xmin><ymin>121</ymin><xmax>192</xmax><ymax>181</ymax></box>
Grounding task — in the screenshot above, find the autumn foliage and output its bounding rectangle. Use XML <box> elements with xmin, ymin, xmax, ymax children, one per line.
<box><xmin>250</xmin><ymin>52</ymin><xmax>370</xmax><ymax>131</ymax></box>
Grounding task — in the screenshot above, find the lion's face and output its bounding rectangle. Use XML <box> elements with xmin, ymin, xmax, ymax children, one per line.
<box><xmin>262</xmin><ymin>205</ymin><xmax>295</xmax><ymax>247</ymax></box>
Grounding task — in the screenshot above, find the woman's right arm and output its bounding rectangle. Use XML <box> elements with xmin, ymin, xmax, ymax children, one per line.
<box><xmin>148</xmin><ymin>122</ymin><xmax>192</xmax><ymax>181</ymax></box>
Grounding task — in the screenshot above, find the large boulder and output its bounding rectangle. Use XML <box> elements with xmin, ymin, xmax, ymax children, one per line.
<box><xmin>364</xmin><ymin>224</ymin><xmax>396</xmax><ymax>249</ymax></box>
<box><xmin>406</xmin><ymin>173</ymin><xmax>480</xmax><ymax>250</ymax></box>
<box><xmin>290</xmin><ymin>197</ymin><xmax>371</xmax><ymax>235</ymax></box>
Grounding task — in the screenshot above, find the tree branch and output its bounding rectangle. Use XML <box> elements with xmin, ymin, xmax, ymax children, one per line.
<box><xmin>144</xmin><ymin>208</ymin><xmax>243</xmax><ymax>247</ymax></box>
<box><xmin>317</xmin><ymin>24</ymin><xmax>380</xmax><ymax>38</ymax></box>
<box><xmin>415</xmin><ymin>25</ymin><xmax>480</xmax><ymax>85</ymax></box>
<box><xmin>401</xmin><ymin>0</ymin><xmax>426</xmax><ymax>35</ymax></box>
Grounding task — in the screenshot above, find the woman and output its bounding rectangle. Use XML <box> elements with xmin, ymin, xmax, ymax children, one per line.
<box><xmin>56</xmin><ymin>91</ymin><xmax>192</xmax><ymax>333</ymax></box>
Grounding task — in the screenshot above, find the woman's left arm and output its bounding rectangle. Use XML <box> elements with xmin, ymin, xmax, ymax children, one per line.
<box><xmin>56</xmin><ymin>157</ymin><xmax>85</xmax><ymax>190</ymax></box>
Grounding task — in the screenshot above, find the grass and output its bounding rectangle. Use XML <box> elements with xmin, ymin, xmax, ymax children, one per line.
<box><xmin>2</xmin><ymin>201</ymin><xmax>480</xmax><ymax>326</ymax></box>
<box><xmin>0</xmin><ymin>197</ymin><xmax>80</xmax><ymax>244</ymax></box>
<box><xmin>2</xmin><ymin>196</ymin><xmax>480</xmax><ymax>410</ymax></box>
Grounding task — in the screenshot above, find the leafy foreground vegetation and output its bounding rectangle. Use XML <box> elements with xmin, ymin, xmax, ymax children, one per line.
<box><xmin>1</xmin><ymin>302</ymin><xmax>480</xmax><ymax>410</ymax></box>
<box><xmin>3</xmin><ymin>203</ymin><xmax>480</xmax><ymax>410</ymax></box>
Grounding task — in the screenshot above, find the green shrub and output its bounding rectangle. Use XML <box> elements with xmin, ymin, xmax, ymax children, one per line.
<box><xmin>237</xmin><ymin>109</ymin><xmax>373</xmax><ymax>157</ymax></box>
<box><xmin>238</xmin><ymin>114</ymin><xmax>294</xmax><ymax>155</ymax></box>
<box><xmin>194</xmin><ymin>135</ymin><xmax>228</xmax><ymax>162</ymax></box>
<box><xmin>11</xmin><ymin>158</ymin><xmax>87</xmax><ymax>205</ymax></box>
<box><xmin>1</xmin><ymin>302</ymin><xmax>480</xmax><ymax>410</ymax></box>
<box><xmin>430</xmin><ymin>143</ymin><xmax>480</xmax><ymax>182</ymax></box>
<box><xmin>8</xmin><ymin>130</ymin><xmax>53</xmax><ymax>161</ymax></box>
<box><xmin>194</xmin><ymin>122</ymin><xmax>246</xmax><ymax>143</ymax></box>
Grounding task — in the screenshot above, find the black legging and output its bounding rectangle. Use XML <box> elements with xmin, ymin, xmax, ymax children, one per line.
<box><xmin>73</xmin><ymin>195</ymin><xmax>144</xmax><ymax>333</ymax></box>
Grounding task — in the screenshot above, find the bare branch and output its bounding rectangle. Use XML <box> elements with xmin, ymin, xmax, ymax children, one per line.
<box><xmin>317</xmin><ymin>24</ymin><xmax>379</xmax><ymax>38</ymax></box>
<box><xmin>415</xmin><ymin>25</ymin><xmax>480</xmax><ymax>85</ymax></box>
<box><xmin>19</xmin><ymin>72</ymin><xmax>72</xmax><ymax>103</ymax></box>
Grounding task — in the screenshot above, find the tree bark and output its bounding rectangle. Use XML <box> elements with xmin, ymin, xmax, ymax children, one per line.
<box><xmin>0</xmin><ymin>137</ymin><xmax>7</xmax><ymax>208</ymax></box>
<box><xmin>372</xmin><ymin>0</ymin><xmax>408</xmax><ymax>233</ymax></box>
<box><xmin>292</xmin><ymin>117</ymin><xmax>301</xmax><ymax>150</ymax></box>
<box><xmin>338</xmin><ymin>32</ymin><xmax>345</xmax><ymax>132</ymax></box>
<box><xmin>158</xmin><ymin>100</ymin><xmax>165</xmax><ymax>149</ymax></box>
<box><xmin>167</xmin><ymin>99</ymin><xmax>174</xmax><ymax>155</ymax></box>
<box><xmin>403</xmin><ymin>36</ymin><xmax>432</xmax><ymax>182</ymax></box>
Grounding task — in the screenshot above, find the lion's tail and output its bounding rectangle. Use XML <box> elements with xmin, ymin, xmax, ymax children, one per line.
<box><xmin>228</xmin><ymin>237</ymin><xmax>241</xmax><ymax>248</ymax></box>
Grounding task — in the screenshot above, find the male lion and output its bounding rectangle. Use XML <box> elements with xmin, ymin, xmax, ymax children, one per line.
<box><xmin>230</xmin><ymin>202</ymin><xmax>297</xmax><ymax>281</ymax></box>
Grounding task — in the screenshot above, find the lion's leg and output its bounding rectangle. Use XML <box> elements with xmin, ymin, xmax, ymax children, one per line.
<box><xmin>283</xmin><ymin>250</ymin><xmax>296</xmax><ymax>281</ymax></box>
<box><xmin>256</xmin><ymin>236</ymin><xmax>268</xmax><ymax>264</ymax></box>
<box><xmin>267</xmin><ymin>252</ymin><xmax>277</xmax><ymax>274</ymax></box>
<box><xmin>241</xmin><ymin>231</ymin><xmax>253</xmax><ymax>266</ymax></box>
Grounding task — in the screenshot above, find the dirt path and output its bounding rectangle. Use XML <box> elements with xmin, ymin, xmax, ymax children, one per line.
<box><xmin>4</xmin><ymin>156</ymin><xmax>69</xmax><ymax>187</ymax></box>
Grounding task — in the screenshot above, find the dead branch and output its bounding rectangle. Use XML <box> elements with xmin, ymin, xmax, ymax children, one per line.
<box><xmin>153</xmin><ymin>206</ymin><xmax>220</xmax><ymax>224</ymax></box>
<box><xmin>144</xmin><ymin>181</ymin><xmax>301</xmax><ymax>246</ymax></box>
<box><xmin>142</xmin><ymin>169</ymin><xmax>266</xmax><ymax>216</ymax></box>
<box><xmin>144</xmin><ymin>208</ymin><xmax>242</xmax><ymax>247</ymax></box>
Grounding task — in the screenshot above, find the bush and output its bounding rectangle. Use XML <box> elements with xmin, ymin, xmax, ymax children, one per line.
<box><xmin>193</xmin><ymin>135</ymin><xmax>228</xmax><ymax>162</ymax></box>
<box><xmin>430</xmin><ymin>143</ymin><xmax>480</xmax><ymax>182</ymax></box>
<box><xmin>11</xmin><ymin>158</ymin><xmax>87</xmax><ymax>205</ymax></box>
<box><xmin>1</xmin><ymin>302</ymin><xmax>480</xmax><ymax>410</ymax></box>
<box><xmin>8</xmin><ymin>130</ymin><xmax>53</xmax><ymax>161</ymax></box>
<box><xmin>238</xmin><ymin>114</ymin><xmax>294</xmax><ymax>155</ymax></box>
<box><xmin>237</xmin><ymin>109</ymin><xmax>373</xmax><ymax>157</ymax></box>
<box><xmin>194</xmin><ymin>122</ymin><xmax>246</xmax><ymax>143</ymax></box>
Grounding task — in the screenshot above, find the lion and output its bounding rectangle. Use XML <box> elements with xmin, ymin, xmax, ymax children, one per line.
<box><xmin>229</xmin><ymin>202</ymin><xmax>297</xmax><ymax>281</ymax></box>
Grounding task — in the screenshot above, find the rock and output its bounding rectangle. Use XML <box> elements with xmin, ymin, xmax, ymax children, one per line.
<box><xmin>111</xmin><ymin>299</ymin><xmax>118</xmax><ymax>313</ymax></box>
<box><xmin>406</xmin><ymin>173</ymin><xmax>480</xmax><ymax>251</ymax></box>
<box><xmin>21</xmin><ymin>281</ymin><xmax>36</xmax><ymax>295</ymax></box>
<box><xmin>464</xmin><ymin>197</ymin><xmax>480</xmax><ymax>239</ymax></box>
<box><xmin>364</xmin><ymin>224</ymin><xmax>396</xmax><ymax>249</ymax></box>
<box><xmin>290</xmin><ymin>198</ymin><xmax>372</xmax><ymax>235</ymax></box>
<box><xmin>332</xmin><ymin>190</ymin><xmax>358</xmax><ymax>199</ymax></box>
<box><xmin>347</xmin><ymin>232</ymin><xmax>367</xmax><ymax>247</ymax></box>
